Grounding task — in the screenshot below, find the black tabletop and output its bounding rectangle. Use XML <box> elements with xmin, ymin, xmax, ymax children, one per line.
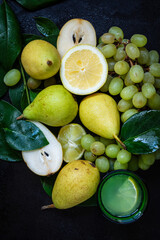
<box><xmin>0</xmin><ymin>0</ymin><xmax>160</xmax><ymax>239</ymax></box>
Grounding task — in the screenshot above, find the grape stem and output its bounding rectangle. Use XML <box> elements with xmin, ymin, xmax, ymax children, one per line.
<box><xmin>113</xmin><ymin>135</ymin><xmax>126</xmax><ymax>150</ymax></box>
<box><xmin>41</xmin><ymin>204</ymin><xmax>55</xmax><ymax>210</ymax></box>
<box><xmin>19</xmin><ymin>61</ymin><xmax>30</xmax><ymax>106</ymax></box>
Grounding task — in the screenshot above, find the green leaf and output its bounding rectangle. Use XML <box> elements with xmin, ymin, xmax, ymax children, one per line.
<box><xmin>4</xmin><ymin>120</ymin><xmax>49</xmax><ymax>151</ymax></box>
<box><xmin>29</xmin><ymin>89</ymin><xmax>41</xmax><ymax>102</ymax></box>
<box><xmin>15</xmin><ymin>0</ymin><xmax>60</xmax><ymax>11</ymax></box>
<box><xmin>0</xmin><ymin>65</ymin><xmax>8</xmax><ymax>97</ymax></box>
<box><xmin>120</xmin><ymin>110</ymin><xmax>160</xmax><ymax>154</ymax></box>
<box><xmin>9</xmin><ymin>81</ymin><xmax>24</xmax><ymax>111</ymax></box>
<box><xmin>22</xmin><ymin>34</ymin><xmax>43</xmax><ymax>46</ymax></box>
<box><xmin>0</xmin><ymin>1</ymin><xmax>22</xmax><ymax>71</ymax></box>
<box><xmin>20</xmin><ymin>90</ymin><xmax>29</xmax><ymax>111</ymax></box>
<box><xmin>35</xmin><ymin>17</ymin><xmax>59</xmax><ymax>37</ymax></box>
<box><xmin>0</xmin><ymin>100</ymin><xmax>21</xmax><ymax>128</ymax></box>
<box><xmin>0</xmin><ymin>129</ymin><xmax>22</xmax><ymax>162</ymax></box>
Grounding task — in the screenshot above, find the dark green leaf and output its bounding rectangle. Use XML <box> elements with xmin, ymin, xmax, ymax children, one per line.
<box><xmin>0</xmin><ymin>1</ymin><xmax>22</xmax><ymax>71</ymax></box>
<box><xmin>123</xmin><ymin>128</ymin><xmax>160</xmax><ymax>154</ymax></box>
<box><xmin>78</xmin><ymin>194</ymin><xmax>97</xmax><ymax>207</ymax></box>
<box><xmin>0</xmin><ymin>100</ymin><xmax>21</xmax><ymax>128</ymax></box>
<box><xmin>15</xmin><ymin>0</ymin><xmax>60</xmax><ymax>11</ymax></box>
<box><xmin>120</xmin><ymin>110</ymin><xmax>160</xmax><ymax>154</ymax></box>
<box><xmin>35</xmin><ymin>17</ymin><xmax>59</xmax><ymax>37</ymax></box>
<box><xmin>22</xmin><ymin>34</ymin><xmax>43</xmax><ymax>46</ymax></box>
<box><xmin>29</xmin><ymin>89</ymin><xmax>41</xmax><ymax>102</ymax></box>
<box><xmin>41</xmin><ymin>174</ymin><xmax>57</xmax><ymax>197</ymax></box>
<box><xmin>9</xmin><ymin>81</ymin><xmax>24</xmax><ymax>111</ymax></box>
<box><xmin>20</xmin><ymin>90</ymin><xmax>29</xmax><ymax>111</ymax></box>
<box><xmin>121</xmin><ymin>110</ymin><xmax>160</xmax><ymax>141</ymax></box>
<box><xmin>4</xmin><ymin>120</ymin><xmax>49</xmax><ymax>151</ymax></box>
<box><xmin>0</xmin><ymin>129</ymin><xmax>22</xmax><ymax>162</ymax></box>
<box><xmin>0</xmin><ymin>65</ymin><xmax>8</xmax><ymax>97</ymax></box>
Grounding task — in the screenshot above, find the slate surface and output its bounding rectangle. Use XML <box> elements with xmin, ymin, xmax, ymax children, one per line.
<box><xmin>0</xmin><ymin>0</ymin><xmax>160</xmax><ymax>239</ymax></box>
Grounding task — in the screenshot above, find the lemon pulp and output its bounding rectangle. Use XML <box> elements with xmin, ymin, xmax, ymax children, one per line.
<box><xmin>101</xmin><ymin>174</ymin><xmax>142</xmax><ymax>217</ymax></box>
<box><xmin>58</xmin><ymin>123</ymin><xmax>86</xmax><ymax>162</ymax></box>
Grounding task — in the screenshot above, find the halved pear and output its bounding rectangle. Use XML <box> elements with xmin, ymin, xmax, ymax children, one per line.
<box><xmin>57</xmin><ymin>18</ymin><xmax>97</xmax><ymax>58</ymax></box>
<box><xmin>22</xmin><ymin>121</ymin><xmax>63</xmax><ymax>176</ymax></box>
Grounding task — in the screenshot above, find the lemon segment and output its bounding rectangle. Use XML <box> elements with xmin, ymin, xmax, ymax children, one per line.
<box><xmin>58</xmin><ymin>123</ymin><xmax>86</xmax><ymax>162</ymax></box>
<box><xmin>60</xmin><ymin>45</ymin><xmax>108</xmax><ymax>95</ymax></box>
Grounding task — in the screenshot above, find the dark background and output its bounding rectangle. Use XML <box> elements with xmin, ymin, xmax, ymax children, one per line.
<box><xmin>0</xmin><ymin>0</ymin><xmax>160</xmax><ymax>239</ymax></box>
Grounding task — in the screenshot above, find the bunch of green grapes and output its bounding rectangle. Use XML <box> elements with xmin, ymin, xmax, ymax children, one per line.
<box><xmin>98</xmin><ymin>26</ymin><xmax>160</xmax><ymax>123</ymax></box>
<box><xmin>81</xmin><ymin>133</ymin><xmax>160</xmax><ymax>173</ymax></box>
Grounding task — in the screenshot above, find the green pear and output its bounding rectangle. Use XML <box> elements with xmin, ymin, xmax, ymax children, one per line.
<box><xmin>22</xmin><ymin>85</ymin><xmax>78</xmax><ymax>127</ymax></box>
<box><xmin>79</xmin><ymin>93</ymin><xmax>120</xmax><ymax>140</ymax></box>
<box><xmin>52</xmin><ymin>160</ymin><xmax>100</xmax><ymax>209</ymax></box>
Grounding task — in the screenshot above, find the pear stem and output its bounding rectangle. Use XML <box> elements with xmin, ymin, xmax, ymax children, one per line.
<box><xmin>113</xmin><ymin>135</ymin><xmax>126</xmax><ymax>150</ymax></box>
<box><xmin>20</xmin><ymin>61</ymin><xmax>30</xmax><ymax>106</ymax></box>
<box><xmin>41</xmin><ymin>203</ymin><xmax>55</xmax><ymax>210</ymax></box>
<box><xmin>16</xmin><ymin>114</ymin><xmax>24</xmax><ymax>120</ymax></box>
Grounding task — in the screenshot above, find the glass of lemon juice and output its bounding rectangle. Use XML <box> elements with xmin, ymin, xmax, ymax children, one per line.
<box><xmin>97</xmin><ymin>170</ymin><xmax>148</xmax><ymax>224</ymax></box>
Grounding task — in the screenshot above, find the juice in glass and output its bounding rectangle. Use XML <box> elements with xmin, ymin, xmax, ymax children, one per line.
<box><xmin>97</xmin><ymin>170</ymin><xmax>148</xmax><ymax>224</ymax></box>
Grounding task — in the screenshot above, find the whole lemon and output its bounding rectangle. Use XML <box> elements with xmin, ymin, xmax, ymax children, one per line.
<box><xmin>21</xmin><ymin>40</ymin><xmax>61</xmax><ymax>80</ymax></box>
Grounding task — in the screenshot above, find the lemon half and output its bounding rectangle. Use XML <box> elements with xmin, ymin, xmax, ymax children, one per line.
<box><xmin>60</xmin><ymin>44</ymin><xmax>108</xmax><ymax>95</ymax></box>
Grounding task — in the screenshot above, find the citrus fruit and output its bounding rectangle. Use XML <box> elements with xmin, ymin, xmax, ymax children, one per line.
<box><xmin>60</xmin><ymin>44</ymin><xmax>108</xmax><ymax>95</ymax></box>
<box><xmin>58</xmin><ymin>123</ymin><xmax>86</xmax><ymax>162</ymax></box>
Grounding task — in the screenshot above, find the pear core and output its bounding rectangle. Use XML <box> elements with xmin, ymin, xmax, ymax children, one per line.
<box><xmin>79</xmin><ymin>93</ymin><xmax>120</xmax><ymax>139</ymax></box>
<box><xmin>23</xmin><ymin>85</ymin><xmax>78</xmax><ymax>127</ymax></box>
<box><xmin>21</xmin><ymin>39</ymin><xmax>61</xmax><ymax>80</ymax></box>
<box><xmin>52</xmin><ymin>160</ymin><xmax>100</xmax><ymax>209</ymax></box>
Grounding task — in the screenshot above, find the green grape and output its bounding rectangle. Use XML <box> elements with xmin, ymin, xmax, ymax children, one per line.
<box><xmin>109</xmin><ymin>158</ymin><xmax>115</xmax><ymax>171</ymax></box>
<box><xmin>114</xmin><ymin>160</ymin><xmax>128</xmax><ymax>170</ymax></box>
<box><xmin>129</xmin><ymin>65</ymin><xmax>144</xmax><ymax>83</ymax></box>
<box><xmin>132</xmin><ymin>92</ymin><xmax>147</xmax><ymax>108</ymax></box>
<box><xmin>124</xmin><ymin>72</ymin><xmax>134</xmax><ymax>86</ymax></box>
<box><xmin>90</xmin><ymin>141</ymin><xmax>105</xmax><ymax>155</ymax></box>
<box><xmin>95</xmin><ymin>156</ymin><xmax>110</xmax><ymax>173</ymax></box>
<box><xmin>120</xmin><ymin>85</ymin><xmax>138</xmax><ymax>100</ymax></box>
<box><xmin>27</xmin><ymin>77</ymin><xmax>41</xmax><ymax>89</ymax></box>
<box><xmin>98</xmin><ymin>36</ymin><xmax>103</xmax><ymax>44</ymax></box>
<box><xmin>105</xmin><ymin>144</ymin><xmax>120</xmax><ymax>158</ymax></box>
<box><xmin>81</xmin><ymin>134</ymin><xmax>95</xmax><ymax>151</ymax></box>
<box><xmin>130</xmin><ymin>34</ymin><xmax>147</xmax><ymax>47</ymax></box>
<box><xmin>142</xmin><ymin>83</ymin><xmax>156</xmax><ymax>99</ymax></box>
<box><xmin>148</xmin><ymin>50</ymin><xmax>159</xmax><ymax>65</ymax></box>
<box><xmin>113</xmin><ymin>47</ymin><xmax>126</xmax><ymax>61</ymax></box>
<box><xmin>100</xmin><ymin>75</ymin><xmax>112</xmax><ymax>92</ymax></box>
<box><xmin>97</xmin><ymin>42</ymin><xmax>105</xmax><ymax>51</ymax></box>
<box><xmin>84</xmin><ymin>151</ymin><xmax>97</xmax><ymax>162</ymax></box>
<box><xmin>125</xmin><ymin>43</ymin><xmax>140</xmax><ymax>60</ymax></box>
<box><xmin>117</xmin><ymin>99</ymin><xmax>133</xmax><ymax>112</ymax></box>
<box><xmin>140</xmin><ymin>153</ymin><xmax>155</xmax><ymax>165</ymax></box>
<box><xmin>121</xmin><ymin>109</ymin><xmax>138</xmax><ymax>123</ymax></box>
<box><xmin>107</xmin><ymin>58</ymin><xmax>116</xmax><ymax>71</ymax></box>
<box><xmin>128</xmin><ymin>155</ymin><xmax>139</xmax><ymax>171</ymax></box>
<box><xmin>99</xmin><ymin>137</ymin><xmax>115</xmax><ymax>146</ymax></box>
<box><xmin>147</xmin><ymin>93</ymin><xmax>160</xmax><ymax>110</ymax></box>
<box><xmin>3</xmin><ymin>69</ymin><xmax>21</xmax><ymax>86</ymax></box>
<box><xmin>137</xmin><ymin>47</ymin><xmax>149</xmax><ymax>65</ymax></box>
<box><xmin>138</xmin><ymin>157</ymin><xmax>150</xmax><ymax>170</ymax></box>
<box><xmin>143</xmin><ymin>72</ymin><xmax>155</xmax><ymax>84</ymax></box>
<box><xmin>101</xmin><ymin>44</ymin><xmax>117</xmax><ymax>58</ymax></box>
<box><xmin>101</xmin><ymin>33</ymin><xmax>115</xmax><ymax>44</ymax></box>
<box><xmin>108</xmin><ymin>77</ymin><xmax>124</xmax><ymax>95</ymax></box>
<box><xmin>117</xmin><ymin>149</ymin><xmax>132</xmax><ymax>164</ymax></box>
<box><xmin>122</xmin><ymin>39</ymin><xmax>129</xmax><ymax>44</ymax></box>
<box><xmin>154</xmin><ymin>78</ymin><xmax>160</xmax><ymax>88</ymax></box>
<box><xmin>108</xmin><ymin>26</ymin><xmax>124</xmax><ymax>41</ymax></box>
<box><xmin>149</xmin><ymin>63</ymin><xmax>160</xmax><ymax>77</ymax></box>
<box><xmin>155</xmin><ymin>148</ymin><xmax>160</xmax><ymax>160</ymax></box>
<box><xmin>114</xmin><ymin>60</ymin><xmax>130</xmax><ymax>75</ymax></box>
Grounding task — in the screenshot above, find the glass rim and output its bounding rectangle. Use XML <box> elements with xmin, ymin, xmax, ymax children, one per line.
<box><xmin>97</xmin><ymin>170</ymin><xmax>148</xmax><ymax>224</ymax></box>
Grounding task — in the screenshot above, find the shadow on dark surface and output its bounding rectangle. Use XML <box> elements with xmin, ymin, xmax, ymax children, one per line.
<box><xmin>0</xmin><ymin>0</ymin><xmax>160</xmax><ymax>239</ymax></box>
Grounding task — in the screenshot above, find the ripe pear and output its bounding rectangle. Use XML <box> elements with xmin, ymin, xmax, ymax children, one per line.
<box><xmin>52</xmin><ymin>160</ymin><xmax>100</xmax><ymax>209</ymax></box>
<box><xmin>21</xmin><ymin>40</ymin><xmax>61</xmax><ymax>80</ymax></box>
<box><xmin>21</xmin><ymin>85</ymin><xmax>78</xmax><ymax>127</ymax></box>
<box><xmin>79</xmin><ymin>93</ymin><xmax>120</xmax><ymax>140</ymax></box>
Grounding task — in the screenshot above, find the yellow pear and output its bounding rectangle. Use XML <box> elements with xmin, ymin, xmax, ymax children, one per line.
<box><xmin>52</xmin><ymin>160</ymin><xmax>100</xmax><ymax>209</ymax></box>
<box><xmin>21</xmin><ymin>39</ymin><xmax>61</xmax><ymax>80</ymax></box>
<box><xmin>79</xmin><ymin>93</ymin><xmax>120</xmax><ymax>139</ymax></box>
